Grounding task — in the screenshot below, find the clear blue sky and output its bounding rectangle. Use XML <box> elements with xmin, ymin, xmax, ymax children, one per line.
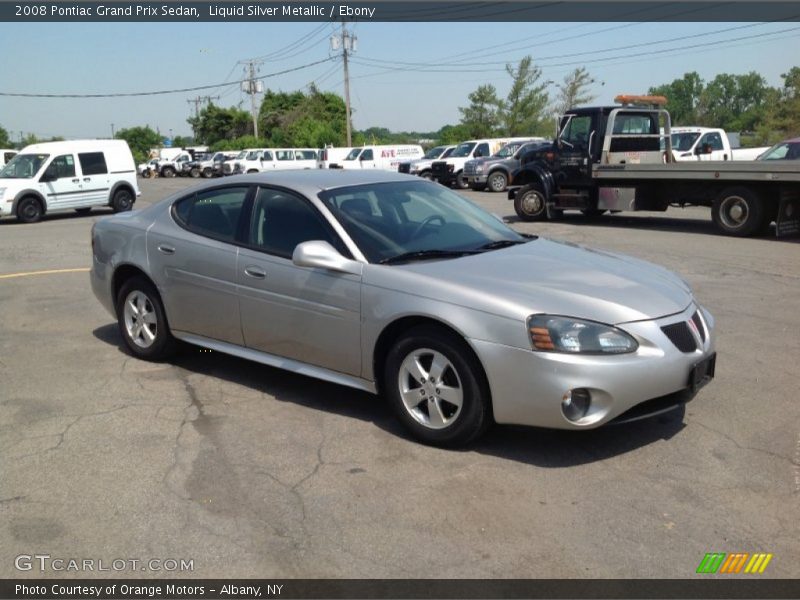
<box><xmin>1</xmin><ymin>20</ymin><xmax>798</xmax><ymax>140</ymax></box>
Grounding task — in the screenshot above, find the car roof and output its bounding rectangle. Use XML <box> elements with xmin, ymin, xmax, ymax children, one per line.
<box><xmin>203</xmin><ymin>169</ymin><xmax>419</xmax><ymax>195</ymax></box>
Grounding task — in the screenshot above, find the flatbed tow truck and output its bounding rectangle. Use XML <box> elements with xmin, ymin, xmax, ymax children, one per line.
<box><xmin>508</xmin><ymin>95</ymin><xmax>800</xmax><ymax>237</ymax></box>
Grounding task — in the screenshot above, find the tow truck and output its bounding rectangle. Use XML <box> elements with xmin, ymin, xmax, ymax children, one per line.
<box><xmin>508</xmin><ymin>95</ymin><xmax>800</xmax><ymax>237</ymax></box>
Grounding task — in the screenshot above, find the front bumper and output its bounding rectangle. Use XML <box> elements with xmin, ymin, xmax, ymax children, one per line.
<box><xmin>470</xmin><ymin>304</ymin><xmax>716</xmax><ymax>429</ymax></box>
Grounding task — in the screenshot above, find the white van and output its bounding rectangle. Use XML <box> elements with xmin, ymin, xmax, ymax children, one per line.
<box><xmin>0</xmin><ymin>139</ymin><xmax>140</xmax><ymax>223</ymax></box>
<box><xmin>318</xmin><ymin>146</ymin><xmax>353</xmax><ymax>169</ymax></box>
<box><xmin>227</xmin><ymin>148</ymin><xmax>319</xmax><ymax>174</ymax></box>
<box><xmin>331</xmin><ymin>145</ymin><xmax>424</xmax><ymax>171</ymax></box>
<box><xmin>1</xmin><ymin>149</ymin><xmax>17</xmax><ymax>168</ymax></box>
<box><xmin>430</xmin><ymin>137</ymin><xmax>533</xmax><ymax>188</ymax></box>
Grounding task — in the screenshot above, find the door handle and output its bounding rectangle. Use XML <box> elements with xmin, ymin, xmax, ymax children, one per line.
<box><xmin>83</xmin><ymin>177</ymin><xmax>91</xmax><ymax>182</ymax></box>
<box><xmin>71</xmin><ymin>178</ymin><xmax>80</xmax><ymax>183</ymax></box>
<box><xmin>244</xmin><ymin>266</ymin><xmax>266</xmax><ymax>279</ymax></box>
<box><xmin>157</xmin><ymin>244</ymin><xmax>175</xmax><ymax>255</ymax></box>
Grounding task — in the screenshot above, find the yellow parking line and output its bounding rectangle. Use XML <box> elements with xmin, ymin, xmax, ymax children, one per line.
<box><xmin>0</xmin><ymin>267</ymin><xmax>90</xmax><ymax>280</ymax></box>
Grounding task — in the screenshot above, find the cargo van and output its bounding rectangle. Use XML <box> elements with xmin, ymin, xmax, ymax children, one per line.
<box><xmin>0</xmin><ymin>139</ymin><xmax>140</xmax><ymax>223</ymax></box>
<box><xmin>318</xmin><ymin>146</ymin><xmax>353</xmax><ymax>169</ymax></box>
<box><xmin>331</xmin><ymin>145</ymin><xmax>424</xmax><ymax>171</ymax></box>
<box><xmin>226</xmin><ymin>148</ymin><xmax>319</xmax><ymax>174</ymax></box>
<box><xmin>1</xmin><ymin>149</ymin><xmax>17</xmax><ymax>168</ymax></box>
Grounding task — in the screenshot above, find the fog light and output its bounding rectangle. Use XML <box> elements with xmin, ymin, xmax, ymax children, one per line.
<box><xmin>562</xmin><ymin>388</ymin><xmax>591</xmax><ymax>422</ymax></box>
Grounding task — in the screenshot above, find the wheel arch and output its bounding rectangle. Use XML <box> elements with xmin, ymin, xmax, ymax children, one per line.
<box><xmin>508</xmin><ymin>163</ymin><xmax>555</xmax><ymax>197</ymax></box>
<box><xmin>13</xmin><ymin>189</ymin><xmax>48</xmax><ymax>215</ymax></box>
<box><xmin>111</xmin><ymin>264</ymin><xmax>159</xmax><ymax>317</ymax></box>
<box><xmin>371</xmin><ymin>315</ymin><xmax>492</xmax><ymax>409</ymax></box>
<box><xmin>109</xmin><ymin>181</ymin><xmax>136</xmax><ymax>205</ymax></box>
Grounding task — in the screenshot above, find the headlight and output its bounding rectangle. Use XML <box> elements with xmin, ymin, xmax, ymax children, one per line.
<box><xmin>528</xmin><ymin>315</ymin><xmax>638</xmax><ymax>354</ymax></box>
<box><xmin>474</xmin><ymin>164</ymin><xmax>485</xmax><ymax>173</ymax></box>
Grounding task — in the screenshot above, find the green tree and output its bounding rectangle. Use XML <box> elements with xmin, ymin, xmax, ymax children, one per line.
<box><xmin>257</xmin><ymin>86</ymin><xmax>347</xmax><ymax>148</ymax></box>
<box><xmin>115</xmin><ymin>126</ymin><xmax>163</xmax><ymax>164</ymax></box>
<box><xmin>436</xmin><ymin>124</ymin><xmax>472</xmax><ymax>144</ymax></box>
<box><xmin>649</xmin><ymin>72</ymin><xmax>704</xmax><ymax>125</ymax></box>
<box><xmin>458</xmin><ymin>84</ymin><xmax>502</xmax><ymax>138</ymax></box>
<box><xmin>500</xmin><ymin>56</ymin><xmax>550</xmax><ymax>136</ymax></box>
<box><xmin>698</xmin><ymin>72</ymin><xmax>769</xmax><ymax>132</ymax></box>
<box><xmin>188</xmin><ymin>104</ymin><xmax>252</xmax><ymax>146</ymax></box>
<box><xmin>0</xmin><ymin>125</ymin><xmax>10</xmax><ymax>147</ymax></box>
<box><xmin>554</xmin><ymin>67</ymin><xmax>597</xmax><ymax>115</ymax></box>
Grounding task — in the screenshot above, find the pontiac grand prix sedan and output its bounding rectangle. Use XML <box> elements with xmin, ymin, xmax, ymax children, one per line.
<box><xmin>91</xmin><ymin>170</ymin><xmax>716</xmax><ymax>446</ymax></box>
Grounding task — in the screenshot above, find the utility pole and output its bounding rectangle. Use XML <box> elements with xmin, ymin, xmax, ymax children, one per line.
<box><xmin>111</xmin><ymin>123</ymin><xmax>115</xmax><ymax>138</ymax></box>
<box><xmin>187</xmin><ymin>95</ymin><xmax>220</xmax><ymax>139</ymax></box>
<box><xmin>331</xmin><ymin>24</ymin><xmax>357</xmax><ymax>146</ymax></box>
<box><xmin>239</xmin><ymin>59</ymin><xmax>264</xmax><ymax>139</ymax></box>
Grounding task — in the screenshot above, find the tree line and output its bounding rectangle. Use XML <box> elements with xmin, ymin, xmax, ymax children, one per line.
<box><xmin>2</xmin><ymin>63</ymin><xmax>799</xmax><ymax>164</ymax></box>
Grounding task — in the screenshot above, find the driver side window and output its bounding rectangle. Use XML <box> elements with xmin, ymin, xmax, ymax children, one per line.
<box><xmin>50</xmin><ymin>155</ymin><xmax>76</xmax><ymax>179</ymax></box>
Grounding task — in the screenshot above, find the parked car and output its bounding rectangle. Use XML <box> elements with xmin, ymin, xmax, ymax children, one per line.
<box><xmin>464</xmin><ymin>140</ymin><xmax>547</xmax><ymax>192</ymax></box>
<box><xmin>431</xmin><ymin>137</ymin><xmax>534</xmax><ymax>189</ymax></box>
<box><xmin>0</xmin><ymin>139</ymin><xmax>140</xmax><ymax>222</ymax></box>
<box><xmin>232</xmin><ymin>148</ymin><xmax>319</xmax><ymax>174</ymax></box>
<box><xmin>397</xmin><ymin>145</ymin><xmax>456</xmax><ymax>179</ymax></box>
<box><xmin>137</xmin><ymin>158</ymin><xmax>161</xmax><ymax>178</ymax></box>
<box><xmin>757</xmin><ymin>137</ymin><xmax>800</xmax><ymax>161</ymax></box>
<box><xmin>91</xmin><ymin>170</ymin><xmax>715</xmax><ymax>446</ymax></box>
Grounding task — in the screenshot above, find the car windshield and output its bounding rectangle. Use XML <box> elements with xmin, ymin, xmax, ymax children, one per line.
<box><xmin>451</xmin><ymin>142</ymin><xmax>477</xmax><ymax>158</ymax></box>
<box><xmin>236</xmin><ymin>151</ymin><xmax>248</xmax><ymax>159</ymax></box>
<box><xmin>0</xmin><ymin>153</ymin><xmax>49</xmax><ymax>179</ymax></box>
<box><xmin>423</xmin><ymin>146</ymin><xmax>447</xmax><ymax>159</ymax></box>
<box><xmin>319</xmin><ymin>180</ymin><xmax>527</xmax><ymax>264</ymax></box>
<box><xmin>671</xmin><ymin>132</ymin><xmax>701</xmax><ymax>151</ymax></box>
<box><xmin>344</xmin><ymin>148</ymin><xmax>362</xmax><ymax>160</ymax></box>
<box><xmin>246</xmin><ymin>151</ymin><xmax>261</xmax><ymax>160</ymax></box>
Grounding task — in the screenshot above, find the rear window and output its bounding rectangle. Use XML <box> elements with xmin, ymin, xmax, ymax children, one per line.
<box><xmin>78</xmin><ymin>152</ymin><xmax>108</xmax><ymax>175</ymax></box>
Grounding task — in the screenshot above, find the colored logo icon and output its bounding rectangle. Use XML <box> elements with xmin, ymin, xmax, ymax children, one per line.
<box><xmin>697</xmin><ymin>552</ymin><xmax>773</xmax><ymax>574</ymax></box>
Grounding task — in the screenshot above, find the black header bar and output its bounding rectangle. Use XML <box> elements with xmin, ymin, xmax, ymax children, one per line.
<box><xmin>2</xmin><ymin>1</ymin><xmax>800</xmax><ymax>23</ymax></box>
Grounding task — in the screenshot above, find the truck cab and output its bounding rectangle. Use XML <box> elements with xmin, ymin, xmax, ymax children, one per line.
<box><xmin>510</xmin><ymin>97</ymin><xmax>669</xmax><ymax>220</ymax></box>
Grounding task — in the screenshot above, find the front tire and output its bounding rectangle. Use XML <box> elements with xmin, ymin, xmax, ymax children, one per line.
<box><xmin>161</xmin><ymin>166</ymin><xmax>176</xmax><ymax>178</ymax></box>
<box><xmin>487</xmin><ymin>171</ymin><xmax>508</xmax><ymax>193</ymax></box>
<box><xmin>116</xmin><ymin>277</ymin><xmax>175</xmax><ymax>361</ymax></box>
<box><xmin>16</xmin><ymin>196</ymin><xmax>43</xmax><ymax>223</ymax></box>
<box><xmin>712</xmin><ymin>186</ymin><xmax>764</xmax><ymax>237</ymax></box>
<box><xmin>513</xmin><ymin>184</ymin><xmax>548</xmax><ymax>221</ymax></box>
<box><xmin>419</xmin><ymin>170</ymin><xmax>433</xmax><ymax>180</ymax></box>
<box><xmin>202</xmin><ymin>167</ymin><xmax>214</xmax><ymax>178</ymax></box>
<box><xmin>384</xmin><ymin>325</ymin><xmax>491</xmax><ymax>447</ymax></box>
<box><xmin>112</xmin><ymin>189</ymin><xmax>133</xmax><ymax>213</ymax></box>
<box><xmin>455</xmin><ymin>170</ymin><xmax>470</xmax><ymax>190</ymax></box>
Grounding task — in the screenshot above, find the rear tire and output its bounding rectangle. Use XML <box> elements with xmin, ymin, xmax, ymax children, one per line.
<box><xmin>16</xmin><ymin>196</ymin><xmax>43</xmax><ymax>223</ymax></box>
<box><xmin>711</xmin><ymin>186</ymin><xmax>764</xmax><ymax>237</ymax></box>
<box><xmin>384</xmin><ymin>325</ymin><xmax>491</xmax><ymax>447</ymax></box>
<box><xmin>190</xmin><ymin>167</ymin><xmax>201</xmax><ymax>178</ymax></box>
<box><xmin>112</xmin><ymin>189</ymin><xmax>133</xmax><ymax>213</ymax></box>
<box><xmin>419</xmin><ymin>171</ymin><xmax>433</xmax><ymax>180</ymax></box>
<box><xmin>116</xmin><ymin>277</ymin><xmax>175</xmax><ymax>361</ymax></box>
<box><xmin>202</xmin><ymin>167</ymin><xmax>214</xmax><ymax>178</ymax></box>
<box><xmin>513</xmin><ymin>184</ymin><xmax>548</xmax><ymax>221</ymax></box>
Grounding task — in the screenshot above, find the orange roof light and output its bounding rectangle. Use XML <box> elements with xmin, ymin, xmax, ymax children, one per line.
<box><xmin>614</xmin><ymin>94</ymin><xmax>668</xmax><ymax>106</ymax></box>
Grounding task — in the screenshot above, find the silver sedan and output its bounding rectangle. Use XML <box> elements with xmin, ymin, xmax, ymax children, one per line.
<box><xmin>91</xmin><ymin>170</ymin><xmax>716</xmax><ymax>446</ymax></box>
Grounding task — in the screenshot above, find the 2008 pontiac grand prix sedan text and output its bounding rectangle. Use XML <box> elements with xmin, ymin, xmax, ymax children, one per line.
<box><xmin>90</xmin><ymin>170</ymin><xmax>716</xmax><ymax>446</ymax></box>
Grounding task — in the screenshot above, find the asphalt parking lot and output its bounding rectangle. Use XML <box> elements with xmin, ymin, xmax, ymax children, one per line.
<box><xmin>1</xmin><ymin>176</ymin><xmax>798</xmax><ymax>579</ymax></box>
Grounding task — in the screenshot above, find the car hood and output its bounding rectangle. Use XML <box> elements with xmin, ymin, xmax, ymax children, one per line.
<box><xmin>369</xmin><ymin>238</ymin><xmax>692</xmax><ymax>325</ymax></box>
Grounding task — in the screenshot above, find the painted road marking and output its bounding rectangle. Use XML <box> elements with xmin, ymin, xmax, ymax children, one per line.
<box><xmin>0</xmin><ymin>267</ymin><xmax>90</xmax><ymax>280</ymax></box>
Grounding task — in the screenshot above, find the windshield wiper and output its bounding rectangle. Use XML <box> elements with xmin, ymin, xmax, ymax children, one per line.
<box><xmin>475</xmin><ymin>239</ymin><xmax>531</xmax><ymax>251</ymax></box>
<box><xmin>379</xmin><ymin>249</ymin><xmax>479</xmax><ymax>265</ymax></box>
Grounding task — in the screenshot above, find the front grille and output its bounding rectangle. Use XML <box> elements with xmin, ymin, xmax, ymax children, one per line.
<box><xmin>463</xmin><ymin>163</ymin><xmax>477</xmax><ymax>175</ymax></box>
<box><xmin>398</xmin><ymin>163</ymin><xmax>410</xmax><ymax>174</ymax></box>
<box><xmin>661</xmin><ymin>321</ymin><xmax>698</xmax><ymax>353</ymax></box>
<box><xmin>691</xmin><ymin>311</ymin><xmax>706</xmax><ymax>342</ymax></box>
<box><xmin>431</xmin><ymin>161</ymin><xmax>450</xmax><ymax>176</ymax></box>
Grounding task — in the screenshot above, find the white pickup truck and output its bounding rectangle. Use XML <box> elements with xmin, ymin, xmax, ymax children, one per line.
<box><xmin>670</xmin><ymin>127</ymin><xmax>770</xmax><ymax>161</ymax></box>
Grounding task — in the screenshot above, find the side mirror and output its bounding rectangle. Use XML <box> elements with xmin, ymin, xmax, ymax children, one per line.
<box><xmin>40</xmin><ymin>165</ymin><xmax>58</xmax><ymax>182</ymax></box>
<box><xmin>292</xmin><ymin>240</ymin><xmax>363</xmax><ymax>276</ymax></box>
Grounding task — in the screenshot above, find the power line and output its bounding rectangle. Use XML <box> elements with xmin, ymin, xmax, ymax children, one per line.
<box><xmin>0</xmin><ymin>57</ymin><xmax>336</xmax><ymax>99</ymax></box>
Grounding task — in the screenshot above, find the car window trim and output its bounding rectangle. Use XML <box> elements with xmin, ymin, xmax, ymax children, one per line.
<box><xmin>170</xmin><ymin>184</ymin><xmax>257</xmax><ymax>246</ymax></box>
<box><xmin>239</xmin><ymin>184</ymin><xmax>354</xmax><ymax>261</ymax></box>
